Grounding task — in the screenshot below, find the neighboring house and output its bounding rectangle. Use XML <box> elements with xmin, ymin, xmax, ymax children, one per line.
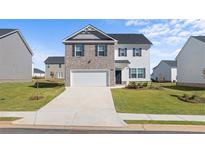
<box><xmin>33</xmin><ymin>68</ymin><xmax>45</xmax><ymax>78</ymax></box>
<box><xmin>151</xmin><ymin>60</ymin><xmax>177</xmax><ymax>82</ymax></box>
<box><xmin>62</xmin><ymin>25</ymin><xmax>152</xmax><ymax>87</ymax></box>
<box><xmin>176</xmin><ymin>36</ymin><xmax>205</xmax><ymax>87</ymax></box>
<box><xmin>44</xmin><ymin>56</ymin><xmax>65</xmax><ymax>79</ymax></box>
<box><xmin>0</xmin><ymin>29</ymin><xmax>33</xmax><ymax>82</ymax></box>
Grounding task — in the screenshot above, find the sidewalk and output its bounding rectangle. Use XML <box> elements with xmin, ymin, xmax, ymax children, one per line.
<box><xmin>119</xmin><ymin>113</ymin><xmax>205</xmax><ymax>122</ymax></box>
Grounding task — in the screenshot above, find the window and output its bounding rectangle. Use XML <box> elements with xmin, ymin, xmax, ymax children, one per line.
<box><xmin>97</xmin><ymin>44</ymin><xmax>107</xmax><ymax>56</ymax></box>
<box><xmin>130</xmin><ymin>68</ymin><xmax>137</xmax><ymax>78</ymax></box>
<box><xmin>133</xmin><ymin>48</ymin><xmax>142</xmax><ymax>57</ymax></box>
<box><xmin>47</xmin><ymin>64</ymin><xmax>50</xmax><ymax>68</ymax></box>
<box><xmin>129</xmin><ymin>68</ymin><xmax>146</xmax><ymax>78</ymax></box>
<box><xmin>137</xmin><ymin>68</ymin><xmax>145</xmax><ymax>78</ymax></box>
<box><xmin>59</xmin><ymin>64</ymin><xmax>61</xmax><ymax>68</ymax></box>
<box><xmin>57</xmin><ymin>72</ymin><xmax>64</xmax><ymax>79</ymax></box>
<box><xmin>118</xmin><ymin>48</ymin><xmax>127</xmax><ymax>57</ymax></box>
<box><xmin>74</xmin><ymin>44</ymin><xmax>84</xmax><ymax>57</ymax></box>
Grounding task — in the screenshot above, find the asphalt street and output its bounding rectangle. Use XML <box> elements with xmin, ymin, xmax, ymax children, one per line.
<box><xmin>0</xmin><ymin>128</ymin><xmax>204</xmax><ymax>134</ymax></box>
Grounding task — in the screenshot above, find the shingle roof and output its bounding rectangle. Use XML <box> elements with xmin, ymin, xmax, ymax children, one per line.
<box><xmin>44</xmin><ymin>56</ymin><xmax>64</xmax><ymax>64</ymax></box>
<box><xmin>108</xmin><ymin>34</ymin><xmax>152</xmax><ymax>44</ymax></box>
<box><xmin>0</xmin><ymin>29</ymin><xmax>17</xmax><ymax>38</ymax></box>
<box><xmin>163</xmin><ymin>60</ymin><xmax>177</xmax><ymax>67</ymax></box>
<box><xmin>115</xmin><ymin>60</ymin><xmax>130</xmax><ymax>64</ymax></box>
<box><xmin>34</xmin><ymin>68</ymin><xmax>45</xmax><ymax>74</ymax></box>
<box><xmin>192</xmin><ymin>36</ymin><xmax>205</xmax><ymax>43</ymax></box>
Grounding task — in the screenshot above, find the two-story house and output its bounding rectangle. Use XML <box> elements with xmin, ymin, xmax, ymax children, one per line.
<box><xmin>63</xmin><ymin>25</ymin><xmax>152</xmax><ymax>87</ymax></box>
<box><xmin>44</xmin><ymin>56</ymin><xmax>65</xmax><ymax>79</ymax></box>
<box><xmin>0</xmin><ymin>29</ymin><xmax>33</xmax><ymax>82</ymax></box>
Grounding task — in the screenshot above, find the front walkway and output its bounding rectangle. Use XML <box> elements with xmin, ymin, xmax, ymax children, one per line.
<box><xmin>6</xmin><ymin>87</ymin><xmax>125</xmax><ymax>127</ymax></box>
<box><xmin>119</xmin><ymin>113</ymin><xmax>205</xmax><ymax>122</ymax></box>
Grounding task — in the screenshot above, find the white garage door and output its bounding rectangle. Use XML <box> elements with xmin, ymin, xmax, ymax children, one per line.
<box><xmin>71</xmin><ymin>70</ymin><xmax>108</xmax><ymax>87</ymax></box>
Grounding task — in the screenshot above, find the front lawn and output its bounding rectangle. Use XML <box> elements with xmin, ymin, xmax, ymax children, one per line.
<box><xmin>0</xmin><ymin>79</ymin><xmax>65</xmax><ymax>111</ymax></box>
<box><xmin>111</xmin><ymin>83</ymin><xmax>205</xmax><ymax>115</ymax></box>
<box><xmin>0</xmin><ymin>117</ymin><xmax>21</xmax><ymax>121</ymax></box>
<box><xmin>125</xmin><ymin>120</ymin><xmax>205</xmax><ymax>125</ymax></box>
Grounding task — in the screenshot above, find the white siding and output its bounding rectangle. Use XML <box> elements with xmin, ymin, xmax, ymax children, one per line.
<box><xmin>177</xmin><ymin>37</ymin><xmax>205</xmax><ymax>84</ymax></box>
<box><xmin>115</xmin><ymin>44</ymin><xmax>151</xmax><ymax>83</ymax></box>
<box><xmin>0</xmin><ymin>32</ymin><xmax>32</xmax><ymax>82</ymax></box>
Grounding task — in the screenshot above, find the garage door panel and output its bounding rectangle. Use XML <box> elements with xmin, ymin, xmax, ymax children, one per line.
<box><xmin>71</xmin><ymin>71</ymin><xmax>108</xmax><ymax>87</ymax></box>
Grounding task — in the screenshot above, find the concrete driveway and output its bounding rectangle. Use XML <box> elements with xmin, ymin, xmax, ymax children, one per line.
<box><xmin>15</xmin><ymin>87</ymin><xmax>125</xmax><ymax>127</ymax></box>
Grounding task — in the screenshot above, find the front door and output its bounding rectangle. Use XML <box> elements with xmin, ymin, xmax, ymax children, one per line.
<box><xmin>115</xmin><ymin>70</ymin><xmax>122</xmax><ymax>84</ymax></box>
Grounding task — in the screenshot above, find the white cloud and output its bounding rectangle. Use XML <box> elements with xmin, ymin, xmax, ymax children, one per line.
<box><xmin>125</xmin><ymin>20</ymin><xmax>149</xmax><ymax>26</ymax></box>
<box><xmin>124</xmin><ymin>19</ymin><xmax>205</xmax><ymax>69</ymax></box>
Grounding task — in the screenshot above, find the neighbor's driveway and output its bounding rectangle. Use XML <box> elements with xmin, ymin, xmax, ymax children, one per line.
<box><xmin>15</xmin><ymin>87</ymin><xmax>125</xmax><ymax>127</ymax></box>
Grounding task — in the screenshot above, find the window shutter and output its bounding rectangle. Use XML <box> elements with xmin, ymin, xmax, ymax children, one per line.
<box><xmin>95</xmin><ymin>45</ymin><xmax>98</xmax><ymax>56</ymax></box>
<box><xmin>139</xmin><ymin>48</ymin><xmax>142</xmax><ymax>56</ymax></box>
<box><xmin>81</xmin><ymin>44</ymin><xmax>84</xmax><ymax>56</ymax></box>
<box><xmin>72</xmin><ymin>44</ymin><xmax>75</xmax><ymax>57</ymax></box>
<box><xmin>104</xmin><ymin>45</ymin><xmax>107</xmax><ymax>56</ymax></box>
<box><xmin>125</xmin><ymin>48</ymin><xmax>127</xmax><ymax>56</ymax></box>
<box><xmin>133</xmin><ymin>48</ymin><xmax>135</xmax><ymax>57</ymax></box>
<box><xmin>129</xmin><ymin>68</ymin><xmax>131</xmax><ymax>78</ymax></box>
<box><xmin>143</xmin><ymin>68</ymin><xmax>146</xmax><ymax>78</ymax></box>
<box><xmin>118</xmin><ymin>48</ymin><xmax>120</xmax><ymax>56</ymax></box>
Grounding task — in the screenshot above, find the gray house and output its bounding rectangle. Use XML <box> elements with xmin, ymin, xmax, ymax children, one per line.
<box><xmin>151</xmin><ymin>60</ymin><xmax>177</xmax><ymax>82</ymax></box>
<box><xmin>0</xmin><ymin>29</ymin><xmax>33</xmax><ymax>82</ymax></box>
<box><xmin>176</xmin><ymin>36</ymin><xmax>205</xmax><ymax>87</ymax></box>
<box><xmin>44</xmin><ymin>56</ymin><xmax>65</xmax><ymax>79</ymax></box>
<box><xmin>63</xmin><ymin>25</ymin><xmax>152</xmax><ymax>87</ymax></box>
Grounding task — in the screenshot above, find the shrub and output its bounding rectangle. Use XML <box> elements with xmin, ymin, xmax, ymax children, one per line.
<box><xmin>142</xmin><ymin>82</ymin><xmax>148</xmax><ymax>87</ymax></box>
<box><xmin>127</xmin><ymin>82</ymin><xmax>137</xmax><ymax>89</ymax></box>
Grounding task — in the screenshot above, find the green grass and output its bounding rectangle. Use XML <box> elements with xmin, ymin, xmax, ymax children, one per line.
<box><xmin>0</xmin><ymin>79</ymin><xmax>65</xmax><ymax>111</ymax></box>
<box><xmin>111</xmin><ymin>83</ymin><xmax>205</xmax><ymax>115</ymax></box>
<box><xmin>0</xmin><ymin>117</ymin><xmax>21</xmax><ymax>121</ymax></box>
<box><xmin>125</xmin><ymin>120</ymin><xmax>205</xmax><ymax>125</ymax></box>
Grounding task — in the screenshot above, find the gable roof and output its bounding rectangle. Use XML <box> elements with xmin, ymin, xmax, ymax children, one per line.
<box><xmin>63</xmin><ymin>25</ymin><xmax>117</xmax><ymax>43</ymax></box>
<box><xmin>108</xmin><ymin>34</ymin><xmax>152</xmax><ymax>44</ymax></box>
<box><xmin>44</xmin><ymin>56</ymin><xmax>64</xmax><ymax>64</ymax></box>
<box><xmin>163</xmin><ymin>60</ymin><xmax>177</xmax><ymax>67</ymax></box>
<box><xmin>34</xmin><ymin>68</ymin><xmax>45</xmax><ymax>74</ymax></box>
<box><xmin>0</xmin><ymin>29</ymin><xmax>17</xmax><ymax>37</ymax></box>
<box><xmin>153</xmin><ymin>60</ymin><xmax>177</xmax><ymax>70</ymax></box>
<box><xmin>192</xmin><ymin>36</ymin><xmax>205</xmax><ymax>43</ymax></box>
<box><xmin>0</xmin><ymin>29</ymin><xmax>33</xmax><ymax>55</ymax></box>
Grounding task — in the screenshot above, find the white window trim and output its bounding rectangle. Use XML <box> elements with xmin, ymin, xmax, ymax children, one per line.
<box><xmin>130</xmin><ymin>68</ymin><xmax>146</xmax><ymax>79</ymax></box>
<box><xmin>119</xmin><ymin>48</ymin><xmax>127</xmax><ymax>57</ymax></box>
<box><xmin>133</xmin><ymin>48</ymin><xmax>142</xmax><ymax>57</ymax></box>
<box><xmin>97</xmin><ymin>44</ymin><xmax>106</xmax><ymax>56</ymax></box>
<box><xmin>75</xmin><ymin>44</ymin><xmax>83</xmax><ymax>57</ymax></box>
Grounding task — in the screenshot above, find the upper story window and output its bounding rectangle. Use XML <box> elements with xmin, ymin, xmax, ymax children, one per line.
<box><xmin>118</xmin><ymin>48</ymin><xmax>127</xmax><ymax>57</ymax></box>
<box><xmin>96</xmin><ymin>44</ymin><xmax>107</xmax><ymax>56</ymax></box>
<box><xmin>129</xmin><ymin>68</ymin><xmax>146</xmax><ymax>78</ymax></box>
<box><xmin>133</xmin><ymin>48</ymin><xmax>142</xmax><ymax>57</ymax></box>
<box><xmin>73</xmin><ymin>44</ymin><xmax>84</xmax><ymax>57</ymax></box>
<box><xmin>47</xmin><ymin>64</ymin><xmax>50</xmax><ymax>68</ymax></box>
<box><xmin>59</xmin><ymin>64</ymin><xmax>61</xmax><ymax>68</ymax></box>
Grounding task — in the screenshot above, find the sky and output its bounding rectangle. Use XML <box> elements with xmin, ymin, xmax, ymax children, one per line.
<box><xmin>0</xmin><ymin>19</ymin><xmax>205</xmax><ymax>72</ymax></box>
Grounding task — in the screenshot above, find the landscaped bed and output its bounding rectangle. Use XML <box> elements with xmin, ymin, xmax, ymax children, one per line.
<box><xmin>0</xmin><ymin>79</ymin><xmax>65</xmax><ymax>111</ymax></box>
<box><xmin>125</xmin><ymin>120</ymin><xmax>205</xmax><ymax>125</ymax></box>
<box><xmin>112</xmin><ymin>82</ymin><xmax>205</xmax><ymax>115</ymax></box>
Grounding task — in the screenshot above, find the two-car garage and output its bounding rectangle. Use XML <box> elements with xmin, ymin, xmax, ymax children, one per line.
<box><xmin>70</xmin><ymin>70</ymin><xmax>109</xmax><ymax>87</ymax></box>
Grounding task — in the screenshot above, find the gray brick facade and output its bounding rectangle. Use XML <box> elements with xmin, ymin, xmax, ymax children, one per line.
<box><xmin>65</xmin><ymin>43</ymin><xmax>115</xmax><ymax>86</ymax></box>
